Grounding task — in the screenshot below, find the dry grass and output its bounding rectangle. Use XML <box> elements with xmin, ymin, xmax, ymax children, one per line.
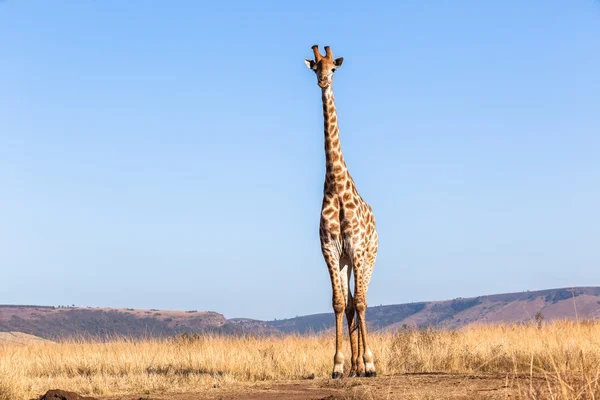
<box><xmin>1</xmin><ymin>320</ymin><xmax>600</xmax><ymax>400</ymax></box>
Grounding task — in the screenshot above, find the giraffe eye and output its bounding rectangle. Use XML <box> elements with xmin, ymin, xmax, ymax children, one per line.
<box><xmin>332</xmin><ymin>69</ymin><xmax>336</xmax><ymax>73</ymax></box>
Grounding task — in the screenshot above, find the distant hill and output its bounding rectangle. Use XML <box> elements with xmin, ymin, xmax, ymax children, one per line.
<box><xmin>0</xmin><ymin>306</ymin><xmax>241</xmax><ymax>339</ymax></box>
<box><xmin>0</xmin><ymin>332</ymin><xmax>51</xmax><ymax>344</ymax></box>
<box><xmin>1</xmin><ymin>287</ymin><xmax>599</xmax><ymax>339</ymax></box>
<box><xmin>267</xmin><ymin>287</ymin><xmax>600</xmax><ymax>334</ymax></box>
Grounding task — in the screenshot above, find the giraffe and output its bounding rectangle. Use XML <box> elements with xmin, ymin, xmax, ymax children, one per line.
<box><xmin>304</xmin><ymin>45</ymin><xmax>379</xmax><ymax>379</ymax></box>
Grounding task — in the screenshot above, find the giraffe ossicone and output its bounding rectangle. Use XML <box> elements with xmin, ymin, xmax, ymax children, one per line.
<box><xmin>305</xmin><ymin>45</ymin><xmax>379</xmax><ymax>379</ymax></box>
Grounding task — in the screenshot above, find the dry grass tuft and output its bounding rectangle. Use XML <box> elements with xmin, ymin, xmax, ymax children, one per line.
<box><xmin>1</xmin><ymin>320</ymin><xmax>599</xmax><ymax>399</ymax></box>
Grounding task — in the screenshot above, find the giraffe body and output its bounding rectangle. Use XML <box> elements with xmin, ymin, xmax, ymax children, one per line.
<box><xmin>305</xmin><ymin>45</ymin><xmax>378</xmax><ymax>378</ymax></box>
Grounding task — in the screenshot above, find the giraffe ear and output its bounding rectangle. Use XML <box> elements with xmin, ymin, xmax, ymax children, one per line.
<box><xmin>304</xmin><ymin>59</ymin><xmax>317</xmax><ymax>70</ymax></box>
<box><xmin>333</xmin><ymin>57</ymin><xmax>344</xmax><ymax>67</ymax></box>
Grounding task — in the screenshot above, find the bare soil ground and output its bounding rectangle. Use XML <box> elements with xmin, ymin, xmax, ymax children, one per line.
<box><xmin>104</xmin><ymin>374</ymin><xmax>543</xmax><ymax>400</ymax></box>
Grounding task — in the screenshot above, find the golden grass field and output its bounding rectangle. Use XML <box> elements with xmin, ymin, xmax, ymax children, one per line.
<box><xmin>1</xmin><ymin>320</ymin><xmax>600</xmax><ymax>400</ymax></box>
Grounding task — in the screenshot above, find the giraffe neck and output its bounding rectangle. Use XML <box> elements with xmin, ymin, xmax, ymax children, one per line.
<box><xmin>322</xmin><ymin>85</ymin><xmax>348</xmax><ymax>189</ymax></box>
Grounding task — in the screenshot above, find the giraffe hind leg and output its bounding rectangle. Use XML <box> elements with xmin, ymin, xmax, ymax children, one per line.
<box><xmin>356</xmin><ymin>321</ymin><xmax>365</xmax><ymax>376</ymax></box>
<box><xmin>342</xmin><ymin>257</ymin><xmax>359</xmax><ymax>377</ymax></box>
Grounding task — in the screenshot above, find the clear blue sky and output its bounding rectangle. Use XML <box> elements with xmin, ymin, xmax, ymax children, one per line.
<box><xmin>1</xmin><ymin>1</ymin><xmax>599</xmax><ymax>320</ymax></box>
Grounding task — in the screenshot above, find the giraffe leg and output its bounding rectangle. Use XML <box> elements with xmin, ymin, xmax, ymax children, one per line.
<box><xmin>356</xmin><ymin>320</ymin><xmax>365</xmax><ymax>376</ymax></box>
<box><xmin>354</xmin><ymin>254</ymin><xmax>376</xmax><ymax>378</ymax></box>
<box><xmin>324</xmin><ymin>251</ymin><xmax>345</xmax><ymax>379</ymax></box>
<box><xmin>343</xmin><ymin>264</ymin><xmax>359</xmax><ymax>377</ymax></box>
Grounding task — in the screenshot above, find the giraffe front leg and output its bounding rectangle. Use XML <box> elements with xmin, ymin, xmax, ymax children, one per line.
<box><xmin>356</xmin><ymin>305</ymin><xmax>376</xmax><ymax>377</ymax></box>
<box><xmin>354</xmin><ymin>255</ymin><xmax>376</xmax><ymax>378</ymax></box>
<box><xmin>324</xmin><ymin>251</ymin><xmax>345</xmax><ymax>379</ymax></box>
<box><xmin>332</xmin><ymin>298</ymin><xmax>345</xmax><ymax>379</ymax></box>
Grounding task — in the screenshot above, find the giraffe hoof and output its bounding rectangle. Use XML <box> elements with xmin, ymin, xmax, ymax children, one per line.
<box><xmin>357</xmin><ymin>372</ymin><xmax>366</xmax><ymax>377</ymax></box>
<box><xmin>332</xmin><ymin>372</ymin><xmax>343</xmax><ymax>379</ymax></box>
<box><xmin>348</xmin><ymin>371</ymin><xmax>357</xmax><ymax>378</ymax></box>
<box><xmin>365</xmin><ymin>371</ymin><xmax>377</xmax><ymax>378</ymax></box>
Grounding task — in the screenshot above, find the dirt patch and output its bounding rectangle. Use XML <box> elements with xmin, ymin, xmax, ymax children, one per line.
<box><xmin>103</xmin><ymin>373</ymin><xmax>546</xmax><ymax>400</ymax></box>
<box><xmin>39</xmin><ymin>389</ymin><xmax>98</xmax><ymax>400</ymax></box>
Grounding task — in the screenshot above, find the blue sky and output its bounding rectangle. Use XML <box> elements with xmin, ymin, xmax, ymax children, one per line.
<box><xmin>1</xmin><ymin>1</ymin><xmax>599</xmax><ymax>320</ymax></box>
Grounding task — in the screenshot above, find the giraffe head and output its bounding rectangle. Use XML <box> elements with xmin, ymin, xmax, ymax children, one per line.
<box><xmin>304</xmin><ymin>45</ymin><xmax>344</xmax><ymax>89</ymax></box>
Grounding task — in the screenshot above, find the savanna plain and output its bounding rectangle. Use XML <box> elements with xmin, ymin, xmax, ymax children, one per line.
<box><xmin>2</xmin><ymin>320</ymin><xmax>600</xmax><ymax>400</ymax></box>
